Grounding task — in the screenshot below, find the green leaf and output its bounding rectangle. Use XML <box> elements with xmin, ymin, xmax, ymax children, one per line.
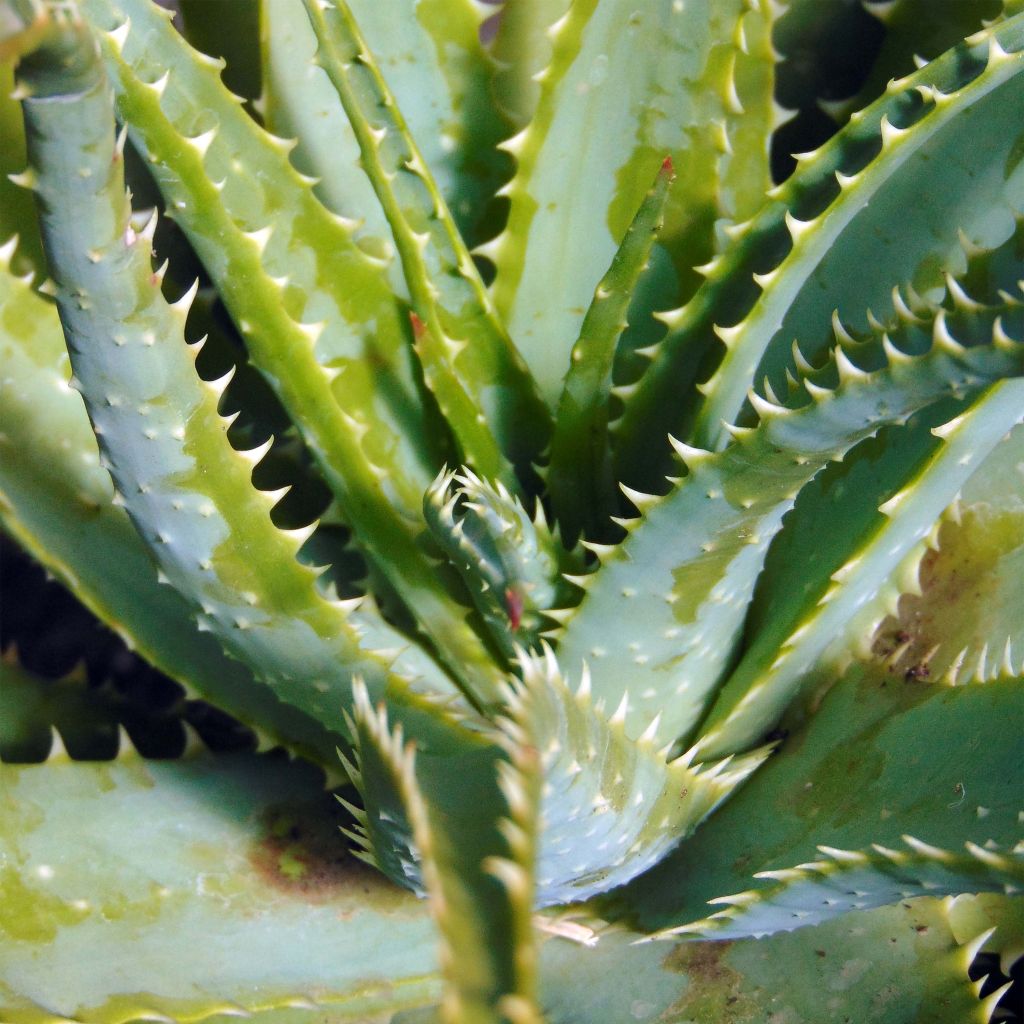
<box><xmin>669</xmin><ymin>839</ymin><xmax>1024</xmax><ymax>940</ymax></box>
<box><xmin>350</xmin><ymin>685</ymin><xmax>543</xmax><ymax>1024</ymax></box>
<box><xmin>616</xmin><ymin>13</ymin><xmax>1024</xmax><ymax>488</ymax></box>
<box><xmin>695</xmin><ymin>381</ymin><xmax>1024</xmax><ymax>760</ymax></box>
<box><xmin>401</xmin><ymin>900</ymin><xmax>991</xmax><ymax>1024</ymax></box>
<box><xmin>610</xmin><ymin>668</ymin><xmax>1024</xmax><ymax>935</ymax></box>
<box><xmin>871</xmin><ymin>420</ymin><xmax>1024</xmax><ymax>685</ymax></box>
<box><xmin>508</xmin><ymin>650</ymin><xmax>767</xmax><ymax>907</ymax></box>
<box><xmin>300</xmin><ymin>0</ymin><xmax>549</xmax><ymax>485</ymax></box>
<box><xmin>263</xmin><ymin>0</ymin><xmax>508</xmax><ymax>247</ymax></box>
<box><xmin>79</xmin><ymin>0</ymin><xmax>505</xmax><ymax>697</ymax></box>
<box><xmin>489</xmin><ymin>0</ymin><xmax>571</xmax><ymax>129</ymax></box>
<box><xmin>0</xmin><ymin>751</ymin><xmax>441</xmax><ymax>1022</ymax></box>
<box><xmin>14</xmin><ymin>18</ymin><xmax>468</xmax><ymax>745</ymax></box>
<box><xmin>557</xmin><ymin>296</ymin><xmax>1024</xmax><ymax>752</ymax></box>
<box><xmin>0</xmin><ymin>240</ymin><xmax>345</xmax><ymax>769</ymax></box>
<box><xmin>548</xmin><ymin>158</ymin><xmax>674</xmax><ymax>544</ymax></box>
<box><xmin>423</xmin><ymin>469</ymin><xmax>575</xmax><ymax>660</ymax></box>
<box><xmin>487</xmin><ymin>0</ymin><xmax>776</xmax><ymax>405</ymax></box>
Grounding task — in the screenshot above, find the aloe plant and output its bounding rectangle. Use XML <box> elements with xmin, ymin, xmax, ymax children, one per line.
<box><xmin>1</xmin><ymin>0</ymin><xmax>1022</xmax><ymax>1020</ymax></box>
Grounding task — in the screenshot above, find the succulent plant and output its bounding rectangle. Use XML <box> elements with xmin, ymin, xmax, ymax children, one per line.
<box><xmin>1</xmin><ymin>0</ymin><xmax>1023</xmax><ymax>1021</ymax></box>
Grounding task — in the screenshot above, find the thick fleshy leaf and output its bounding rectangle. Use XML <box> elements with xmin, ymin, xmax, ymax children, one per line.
<box><xmin>262</xmin><ymin>0</ymin><xmax>506</xmax><ymax>246</ymax></box>
<box><xmin>0</xmin><ymin>751</ymin><xmax>440</xmax><ymax>1022</ymax></box>
<box><xmin>0</xmin><ymin>238</ymin><xmax>344</xmax><ymax>769</ymax></box>
<box><xmin>616</xmin><ymin>13</ymin><xmax>1024</xmax><ymax>487</ymax></box>
<box><xmin>557</xmin><ymin>294</ymin><xmax>1024</xmax><ymax>752</ymax></box>
<box><xmin>423</xmin><ymin>469</ymin><xmax>575</xmax><ymax>660</ymax></box>
<box><xmin>349</xmin><ymin>686</ymin><xmax>543</xmax><ymax>1024</ymax></box>
<box><xmin>299</xmin><ymin>0</ymin><xmax>549</xmax><ymax>485</ymax></box>
<box><xmin>695</xmin><ymin>381</ymin><xmax>1024</xmax><ymax>760</ymax></box>
<box><xmin>670</xmin><ymin>839</ymin><xmax>1024</xmax><ymax>940</ymax></box>
<box><xmin>610</xmin><ymin>667</ymin><xmax>1024</xmax><ymax>934</ymax></box>
<box><xmin>396</xmin><ymin>899</ymin><xmax>990</xmax><ymax>1024</ymax></box>
<box><xmin>16</xmin><ymin>17</ymin><xmax>470</xmax><ymax>742</ymax></box>
<box><xmin>487</xmin><ymin>0</ymin><xmax>776</xmax><ymax>405</ymax></box>
<box><xmin>79</xmin><ymin>0</ymin><xmax>505</xmax><ymax>696</ymax></box>
<box><xmin>509</xmin><ymin>651</ymin><xmax>767</xmax><ymax>907</ymax></box>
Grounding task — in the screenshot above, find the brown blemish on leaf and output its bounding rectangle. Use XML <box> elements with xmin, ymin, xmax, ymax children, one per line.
<box><xmin>248</xmin><ymin>796</ymin><xmax>405</xmax><ymax>909</ymax></box>
<box><xmin>661</xmin><ymin>940</ymin><xmax>761</xmax><ymax>1022</ymax></box>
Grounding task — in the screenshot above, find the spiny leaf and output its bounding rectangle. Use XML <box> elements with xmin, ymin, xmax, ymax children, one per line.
<box><xmin>667</xmin><ymin>839</ymin><xmax>1024</xmax><ymax>940</ymax></box>
<box><xmin>15</xmin><ymin>17</ymin><xmax>468</xmax><ymax>747</ymax></box>
<box><xmin>695</xmin><ymin>379</ymin><xmax>1024</xmax><ymax>760</ymax></box>
<box><xmin>80</xmin><ymin>0</ymin><xmax>506</xmax><ymax>698</ymax></box>
<box><xmin>487</xmin><ymin>0</ymin><xmax>776</xmax><ymax>405</ymax></box>
<box><xmin>488</xmin><ymin>0</ymin><xmax>571</xmax><ymax>129</ymax></box>
<box><xmin>264</xmin><ymin>0</ymin><xmax>508</xmax><ymax>249</ymax></box>
<box><xmin>526</xmin><ymin>900</ymin><xmax>989</xmax><ymax>1024</ymax></box>
<box><xmin>423</xmin><ymin>468</ymin><xmax>575</xmax><ymax>660</ymax></box>
<box><xmin>947</xmin><ymin>892</ymin><xmax>1024</xmax><ymax>981</ymax></box>
<box><xmin>507</xmin><ymin>649</ymin><xmax>768</xmax><ymax>907</ymax></box>
<box><xmin>0</xmin><ymin>62</ymin><xmax>44</xmax><ymax>272</ymax></box>
<box><xmin>548</xmin><ymin>157</ymin><xmax>674</xmax><ymax>545</ymax></box>
<box><xmin>301</xmin><ymin>0</ymin><xmax>549</xmax><ymax>484</ymax></box>
<box><xmin>616</xmin><ymin>13</ymin><xmax>1024</xmax><ymax>489</ymax></box>
<box><xmin>558</xmin><ymin>295</ymin><xmax>1024</xmax><ymax>752</ymax></box>
<box><xmin>351</xmin><ymin>685</ymin><xmax>542</xmax><ymax>1024</ymax></box>
<box><xmin>611</xmin><ymin>666</ymin><xmax>1024</xmax><ymax>935</ymax></box>
<box><xmin>0</xmin><ymin>229</ymin><xmax>346</xmax><ymax>769</ymax></box>
<box><xmin>869</xmin><ymin>420</ymin><xmax>1024</xmax><ymax>686</ymax></box>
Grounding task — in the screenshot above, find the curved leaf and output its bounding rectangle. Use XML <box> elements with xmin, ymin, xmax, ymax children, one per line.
<box><xmin>616</xmin><ymin>13</ymin><xmax>1024</xmax><ymax>488</ymax></box>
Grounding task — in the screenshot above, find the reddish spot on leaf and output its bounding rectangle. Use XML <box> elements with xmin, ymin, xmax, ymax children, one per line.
<box><xmin>505</xmin><ymin>587</ymin><xmax>524</xmax><ymax>632</ymax></box>
<box><xmin>409</xmin><ymin>311</ymin><xmax>427</xmax><ymax>340</ymax></box>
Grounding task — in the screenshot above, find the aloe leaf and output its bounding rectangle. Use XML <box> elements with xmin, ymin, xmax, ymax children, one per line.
<box><xmin>0</xmin><ymin>750</ymin><xmax>442</xmax><ymax>1022</ymax></box>
<box><xmin>616</xmin><ymin>14</ymin><xmax>1024</xmax><ymax>487</ymax></box>
<box><xmin>556</xmin><ymin>295</ymin><xmax>1024</xmax><ymax>751</ymax></box>
<box><xmin>300</xmin><ymin>0</ymin><xmax>549</xmax><ymax>485</ymax></box>
<box><xmin>1</xmin><ymin>746</ymin><xmax>991</xmax><ymax>1024</ymax></box>
<box><xmin>744</xmin><ymin>219</ymin><xmax>1024</xmax><ymax>644</ymax></box>
<box><xmin>833</xmin><ymin>0</ymin><xmax>1002</xmax><ymax>122</ymax></box>
<box><xmin>14</xmin><ymin>18</ymin><xmax>474</xmax><ymax>746</ymax></box>
<box><xmin>948</xmin><ymin>893</ymin><xmax>1024</xmax><ymax>979</ymax></box>
<box><xmin>548</xmin><ymin>158</ymin><xmax>673</xmax><ymax>544</ymax></box>
<box><xmin>610</xmin><ymin>666</ymin><xmax>1024</xmax><ymax>935</ymax></box>
<box><xmin>489</xmin><ymin>0</ymin><xmax>571</xmax><ymax>128</ymax></box>
<box><xmin>671</xmin><ymin>840</ymin><xmax>1024</xmax><ymax>941</ymax></box>
<box><xmin>0</xmin><ymin>240</ymin><xmax>350</xmax><ymax>768</ymax></box>
<box><xmin>694</xmin><ymin>379</ymin><xmax>1024</xmax><ymax>759</ymax></box>
<box><xmin>423</xmin><ymin>469</ymin><xmax>575</xmax><ymax>660</ymax></box>
<box><xmin>486</xmin><ymin>0</ymin><xmax>776</xmax><ymax>405</ymax></box>
<box><xmin>0</xmin><ymin>648</ymin><xmax>188</xmax><ymax>761</ymax></box>
<box><xmin>873</xmin><ymin>420</ymin><xmax>1024</xmax><ymax>685</ymax></box>
<box><xmin>262</xmin><ymin>0</ymin><xmax>506</xmax><ymax>248</ymax></box>
<box><xmin>350</xmin><ymin>685</ymin><xmax>543</xmax><ymax>1024</ymax></box>
<box><xmin>741</xmin><ymin>406</ymin><xmax>948</xmax><ymax>652</ymax></box>
<box><xmin>78</xmin><ymin>0</ymin><xmax>506</xmax><ymax>697</ymax></box>
<box><xmin>400</xmin><ymin>900</ymin><xmax>988</xmax><ymax>1024</ymax></box>
<box><xmin>509</xmin><ymin>650</ymin><xmax>767</xmax><ymax>907</ymax></box>
<box><xmin>179</xmin><ymin>0</ymin><xmax>260</xmax><ymax>102</ymax></box>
